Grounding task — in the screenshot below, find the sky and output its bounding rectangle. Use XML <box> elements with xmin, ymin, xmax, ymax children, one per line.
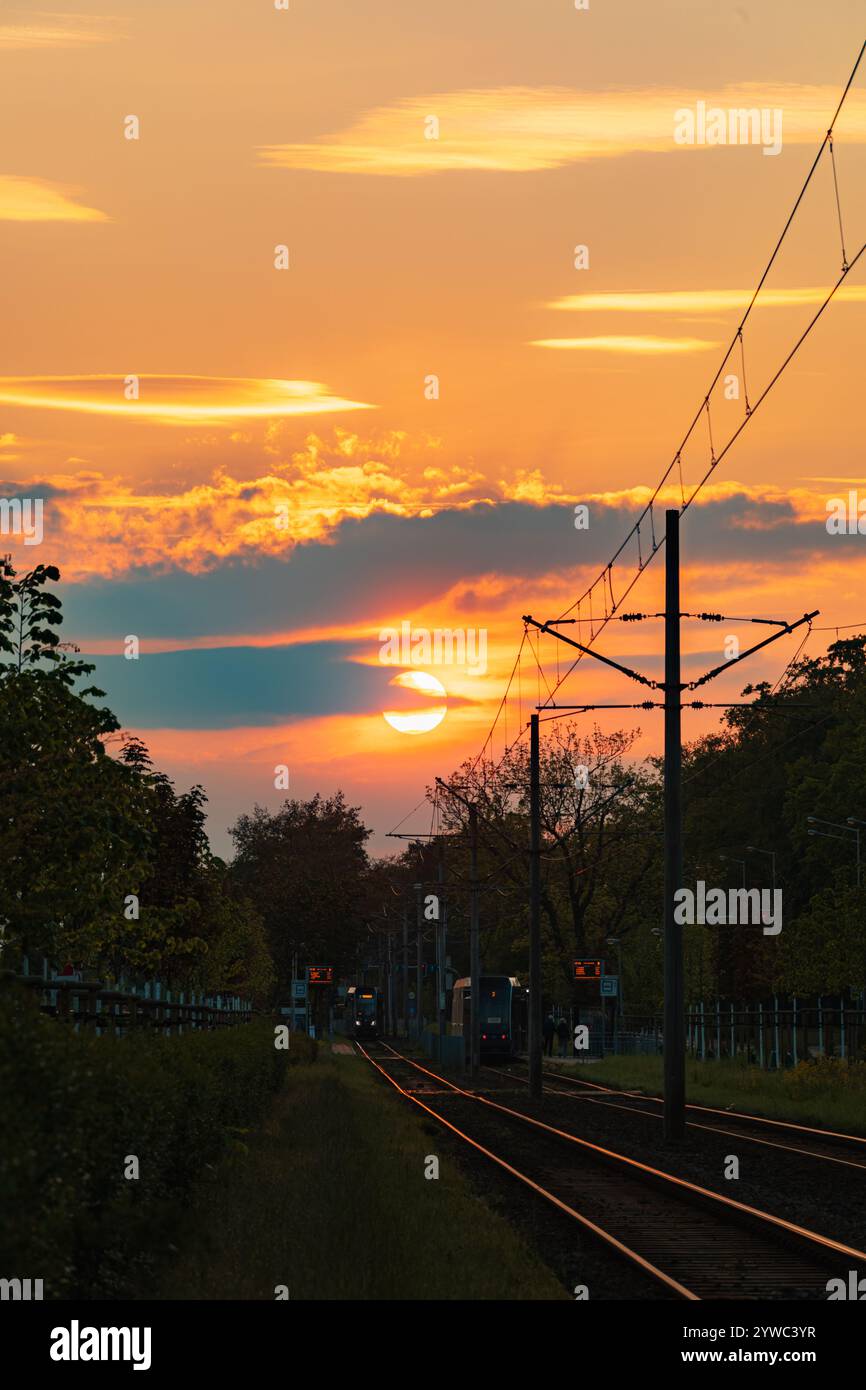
<box><xmin>2</xmin><ymin>0</ymin><xmax>865</xmax><ymax>856</ymax></box>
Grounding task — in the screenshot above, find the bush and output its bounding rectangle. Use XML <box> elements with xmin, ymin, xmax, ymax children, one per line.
<box><xmin>782</xmin><ymin>1056</ymin><xmax>866</xmax><ymax>1096</ymax></box>
<box><xmin>0</xmin><ymin>987</ymin><xmax>313</xmax><ymax>1297</ymax></box>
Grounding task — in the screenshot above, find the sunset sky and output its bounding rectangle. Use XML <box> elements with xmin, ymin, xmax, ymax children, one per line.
<box><xmin>2</xmin><ymin>0</ymin><xmax>865</xmax><ymax>855</ymax></box>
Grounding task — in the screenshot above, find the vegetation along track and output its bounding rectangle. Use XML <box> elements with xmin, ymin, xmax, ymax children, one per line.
<box><xmin>357</xmin><ymin>1040</ymin><xmax>866</xmax><ymax>1300</ymax></box>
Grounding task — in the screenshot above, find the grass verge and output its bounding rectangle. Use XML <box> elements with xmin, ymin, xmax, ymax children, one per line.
<box><xmin>162</xmin><ymin>1047</ymin><xmax>568</xmax><ymax>1300</ymax></box>
<box><xmin>551</xmin><ymin>1054</ymin><xmax>866</xmax><ymax>1133</ymax></box>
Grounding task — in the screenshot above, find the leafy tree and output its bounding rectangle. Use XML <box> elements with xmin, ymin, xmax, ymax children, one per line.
<box><xmin>429</xmin><ymin>722</ymin><xmax>660</xmax><ymax>1004</ymax></box>
<box><xmin>0</xmin><ymin>559</ymin><xmax>96</xmax><ymax>685</ymax></box>
<box><xmin>778</xmin><ymin>876</ymin><xmax>865</xmax><ymax>996</ymax></box>
<box><xmin>0</xmin><ymin>561</ymin><xmax>150</xmax><ymax>964</ymax></box>
<box><xmin>679</xmin><ymin>636</ymin><xmax>866</xmax><ymax>999</ymax></box>
<box><xmin>0</xmin><ymin>561</ymin><xmax>275</xmax><ymax>998</ymax></box>
<box><xmin>229</xmin><ymin>792</ymin><xmax>372</xmax><ymax>998</ymax></box>
<box><xmin>0</xmin><ymin>667</ymin><xmax>150</xmax><ymax>965</ymax></box>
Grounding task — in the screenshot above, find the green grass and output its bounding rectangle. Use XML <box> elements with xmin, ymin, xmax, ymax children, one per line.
<box><xmin>162</xmin><ymin>1046</ymin><xmax>568</xmax><ymax>1300</ymax></box>
<box><xmin>551</xmin><ymin>1054</ymin><xmax>866</xmax><ymax>1133</ymax></box>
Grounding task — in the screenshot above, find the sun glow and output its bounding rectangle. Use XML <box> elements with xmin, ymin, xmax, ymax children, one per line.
<box><xmin>382</xmin><ymin>670</ymin><xmax>447</xmax><ymax>735</ymax></box>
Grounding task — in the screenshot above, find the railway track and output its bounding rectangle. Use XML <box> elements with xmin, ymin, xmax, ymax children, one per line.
<box><xmin>492</xmin><ymin>1060</ymin><xmax>866</xmax><ymax>1173</ymax></box>
<box><xmin>357</xmin><ymin>1038</ymin><xmax>866</xmax><ymax>1301</ymax></box>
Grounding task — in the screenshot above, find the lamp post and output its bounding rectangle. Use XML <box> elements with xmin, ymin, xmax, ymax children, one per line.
<box><xmin>606</xmin><ymin>936</ymin><xmax>623</xmax><ymax>1056</ymax></box>
<box><xmin>847</xmin><ymin>820</ymin><xmax>866</xmax><ymax>890</ymax></box>
<box><xmin>807</xmin><ymin>815</ymin><xmax>861</xmax><ymax>888</ymax></box>
<box><xmin>747</xmin><ymin>845</ymin><xmax>776</xmax><ymax>894</ymax></box>
<box><xmin>605</xmin><ymin>936</ymin><xmax>624</xmax><ymax>1018</ymax></box>
<box><xmin>716</xmin><ymin>856</ymin><xmax>746</xmax><ymax>1003</ymax></box>
<box><xmin>719</xmin><ymin>853</ymin><xmax>746</xmax><ymax>889</ymax></box>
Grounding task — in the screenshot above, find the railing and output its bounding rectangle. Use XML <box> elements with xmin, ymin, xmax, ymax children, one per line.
<box><xmin>547</xmin><ymin>1007</ymin><xmax>660</xmax><ymax>1060</ymax></box>
<box><xmin>586</xmin><ymin>998</ymin><xmax>866</xmax><ymax>1065</ymax></box>
<box><xmin>3</xmin><ymin>959</ymin><xmax>251</xmax><ymax>1034</ymax></box>
<box><xmin>686</xmin><ymin>996</ymin><xmax>866</xmax><ymax>1067</ymax></box>
<box><xmin>605</xmin><ymin>1024</ymin><xmax>663</xmax><ymax>1057</ymax></box>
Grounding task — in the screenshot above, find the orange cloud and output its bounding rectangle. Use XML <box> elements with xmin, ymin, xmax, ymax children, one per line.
<box><xmin>0</xmin><ymin>176</ymin><xmax>109</xmax><ymax>222</ymax></box>
<box><xmin>3</xmin><ymin>430</ymin><xmax>502</xmax><ymax>578</ymax></box>
<box><xmin>258</xmin><ymin>84</ymin><xmax>866</xmax><ymax>176</ymax></box>
<box><xmin>530</xmin><ymin>335</ymin><xmax>720</xmax><ymax>353</ymax></box>
<box><xmin>3</xmin><ymin>426</ymin><xmax>839</xmax><ymax>585</ymax></box>
<box><xmin>0</xmin><ymin>12</ymin><xmax>122</xmax><ymax>49</ymax></box>
<box><xmin>0</xmin><ymin>375</ymin><xmax>373</xmax><ymax>424</ymax></box>
<box><xmin>547</xmin><ymin>287</ymin><xmax>866</xmax><ymax>314</ymax></box>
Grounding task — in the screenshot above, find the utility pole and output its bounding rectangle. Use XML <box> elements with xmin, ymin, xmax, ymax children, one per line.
<box><xmin>663</xmin><ymin>508</ymin><xmax>685</xmax><ymax>1144</ymax></box>
<box><xmin>435</xmin><ymin>778</ymin><xmax>480</xmax><ymax>1078</ymax></box>
<box><xmin>386</xmin><ymin>930</ymin><xmax>393</xmax><ymax>1036</ymax></box>
<box><xmin>468</xmin><ymin>803</ymin><xmax>480</xmax><ymax>1079</ymax></box>
<box><xmin>524</xmin><ymin>517</ymin><xmax>816</xmax><ymax>1148</ymax></box>
<box><xmin>437</xmin><ymin>846</ymin><xmax>447</xmax><ymax>1062</ymax></box>
<box><xmin>415</xmin><ymin>882</ymin><xmax>424</xmax><ymax>1040</ymax></box>
<box><xmin>402</xmin><ymin>903</ymin><xmax>409</xmax><ymax>1038</ymax></box>
<box><xmin>528</xmin><ymin>712</ymin><xmax>543</xmax><ymax>1101</ymax></box>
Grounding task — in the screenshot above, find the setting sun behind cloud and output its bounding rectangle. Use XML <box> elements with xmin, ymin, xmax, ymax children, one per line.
<box><xmin>382</xmin><ymin>670</ymin><xmax>448</xmax><ymax>735</ymax></box>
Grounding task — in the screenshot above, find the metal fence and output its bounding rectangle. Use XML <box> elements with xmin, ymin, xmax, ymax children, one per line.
<box><xmin>587</xmin><ymin>997</ymin><xmax>866</xmax><ymax>1066</ymax></box>
<box><xmin>544</xmin><ymin>1006</ymin><xmax>659</xmax><ymax>1060</ymax></box>
<box><xmin>686</xmin><ymin>997</ymin><xmax>866</xmax><ymax>1066</ymax></box>
<box><xmin>4</xmin><ymin>958</ymin><xmax>252</xmax><ymax>1034</ymax></box>
<box><xmin>606</xmin><ymin>1023</ymin><xmax>663</xmax><ymax>1057</ymax></box>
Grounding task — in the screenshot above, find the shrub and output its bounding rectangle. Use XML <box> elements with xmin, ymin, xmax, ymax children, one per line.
<box><xmin>0</xmin><ymin>986</ymin><xmax>313</xmax><ymax>1297</ymax></box>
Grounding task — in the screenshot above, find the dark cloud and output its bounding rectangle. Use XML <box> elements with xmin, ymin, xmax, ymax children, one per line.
<box><xmin>62</xmin><ymin>492</ymin><xmax>831</xmax><ymax>644</ymax></box>
<box><xmin>0</xmin><ymin>480</ymin><xmax>63</xmax><ymax>498</ymax></box>
<box><xmin>87</xmin><ymin>640</ymin><xmax>475</xmax><ymax>729</ymax></box>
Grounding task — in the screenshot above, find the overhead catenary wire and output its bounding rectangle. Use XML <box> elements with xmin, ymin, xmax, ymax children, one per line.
<box><xmin>388</xmin><ymin>39</ymin><xmax>866</xmax><ymax>839</ymax></box>
<box><xmin>529</xmin><ymin>42</ymin><xmax>865</xmax><ymax>701</ymax></box>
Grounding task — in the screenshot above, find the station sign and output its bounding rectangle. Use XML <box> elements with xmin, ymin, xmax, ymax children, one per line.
<box><xmin>308</xmin><ymin>966</ymin><xmax>334</xmax><ymax>984</ymax></box>
<box><xmin>600</xmin><ymin>975</ymin><xmax>618</xmax><ymax>997</ymax></box>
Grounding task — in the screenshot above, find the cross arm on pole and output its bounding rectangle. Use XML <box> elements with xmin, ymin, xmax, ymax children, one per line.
<box><xmin>522</xmin><ymin>614</ymin><xmax>657</xmax><ymax>689</ymax></box>
<box><xmin>434</xmin><ymin>776</ymin><xmax>474</xmax><ymax>812</ymax></box>
<box><xmin>688</xmin><ymin>610</ymin><xmax>818</xmax><ymax>690</ymax></box>
<box><xmin>386</xmin><ymin>831</ymin><xmax>454</xmax><ymax>839</ymax></box>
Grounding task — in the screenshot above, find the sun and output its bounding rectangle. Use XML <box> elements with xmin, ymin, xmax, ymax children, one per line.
<box><xmin>382</xmin><ymin>670</ymin><xmax>447</xmax><ymax>734</ymax></box>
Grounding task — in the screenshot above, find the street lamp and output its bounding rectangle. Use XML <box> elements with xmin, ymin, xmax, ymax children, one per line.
<box><xmin>605</xmin><ymin>936</ymin><xmax>624</xmax><ymax>1019</ymax></box>
<box><xmin>806</xmin><ymin>815</ymin><xmax>861</xmax><ymax>888</ymax></box>
<box><xmin>848</xmin><ymin>820</ymin><xmax>866</xmax><ymax>890</ymax></box>
<box><xmin>716</xmin><ymin>857</ymin><xmax>746</xmax><ymax>1000</ymax></box>
<box><xmin>719</xmin><ymin>854</ymin><xmax>746</xmax><ymax>889</ymax></box>
<box><xmin>747</xmin><ymin>845</ymin><xmax>776</xmax><ymax>894</ymax></box>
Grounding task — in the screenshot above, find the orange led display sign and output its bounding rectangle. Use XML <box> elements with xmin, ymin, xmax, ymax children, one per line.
<box><xmin>573</xmin><ymin>959</ymin><xmax>603</xmax><ymax>980</ymax></box>
<box><xmin>308</xmin><ymin>966</ymin><xmax>334</xmax><ymax>984</ymax></box>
